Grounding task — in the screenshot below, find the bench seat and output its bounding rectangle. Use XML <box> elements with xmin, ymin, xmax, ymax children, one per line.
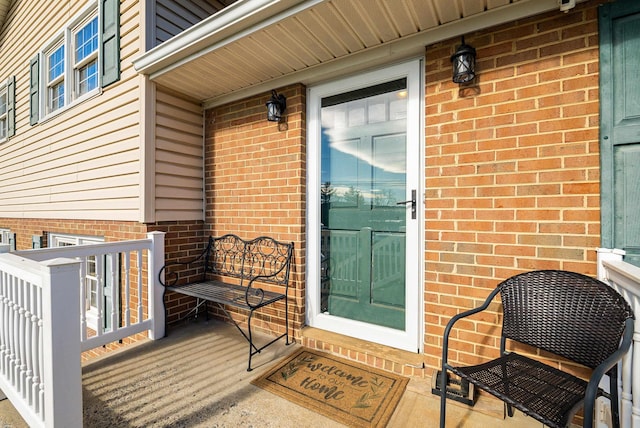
<box><xmin>160</xmin><ymin>234</ymin><xmax>293</xmax><ymax>371</ymax></box>
<box><xmin>166</xmin><ymin>280</ymin><xmax>286</xmax><ymax>310</ymax></box>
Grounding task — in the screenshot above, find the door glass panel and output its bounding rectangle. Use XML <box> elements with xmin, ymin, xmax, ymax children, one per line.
<box><xmin>320</xmin><ymin>79</ymin><xmax>407</xmax><ymax>330</ymax></box>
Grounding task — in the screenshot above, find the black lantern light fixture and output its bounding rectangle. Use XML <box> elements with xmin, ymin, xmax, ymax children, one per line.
<box><xmin>451</xmin><ymin>36</ymin><xmax>476</xmax><ymax>84</ymax></box>
<box><xmin>266</xmin><ymin>90</ymin><xmax>286</xmax><ymax>122</ymax></box>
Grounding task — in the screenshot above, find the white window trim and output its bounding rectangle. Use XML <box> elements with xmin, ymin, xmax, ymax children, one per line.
<box><xmin>0</xmin><ymin>228</ymin><xmax>12</xmax><ymax>251</ymax></box>
<box><xmin>49</xmin><ymin>233</ymin><xmax>105</xmax><ymax>331</ymax></box>
<box><xmin>44</xmin><ymin>40</ymin><xmax>65</xmax><ymax>115</ymax></box>
<box><xmin>0</xmin><ymin>81</ymin><xmax>7</xmax><ymax>142</ymax></box>
<box><xmin>72</xmin><ymin>13</ymin><xmax>99</xmax><ymax>99</ymax></box>
<box><xmin>38</xmin><ymin>2</ymin><xmax>100</xmax><ymax>121</ymax></box>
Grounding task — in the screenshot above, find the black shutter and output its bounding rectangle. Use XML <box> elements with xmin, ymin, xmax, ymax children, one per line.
<box><xmin>29</xmin><ymin>56</ymin><xmax>39</xmax><ymax>125</ymax></box>
<box><xmin>100</xmin><ymin>0</ymin><xmax>120</xmax><ymax>87</ymax></box>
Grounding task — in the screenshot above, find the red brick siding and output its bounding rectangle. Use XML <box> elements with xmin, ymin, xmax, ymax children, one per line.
<box><xmin>423</xmin><ymin>2</ymin><xmax>602</xmax><ymax>370</ymax></box>
<box><xmin>204</xmin><ymin>84</ymin><xmax>307</xmax><ymax>339</ymax></box>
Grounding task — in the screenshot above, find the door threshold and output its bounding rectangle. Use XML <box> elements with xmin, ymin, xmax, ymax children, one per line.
<box><xmin>300</xmin><ymin>326</ymin><xmax>425</xmax><ymax>377</ymax></box>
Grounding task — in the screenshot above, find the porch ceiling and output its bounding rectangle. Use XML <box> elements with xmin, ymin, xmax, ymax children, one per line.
<box><xmin>0</xmin><ymin>0</ymin><xmax>11</xmax><ymax>29</ymax></box>
<box><xmin>134</xmin><ymin>0</ymin><xmax>578</xmax><ymax>108</ymax></box>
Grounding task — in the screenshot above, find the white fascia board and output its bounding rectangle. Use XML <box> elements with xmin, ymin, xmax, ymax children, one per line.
<box><xmin>133</xmin><ymin>0</ymin><xmax>321</xmax><ymax>76</ymax></box>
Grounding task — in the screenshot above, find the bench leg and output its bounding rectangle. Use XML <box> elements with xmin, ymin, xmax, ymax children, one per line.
<box><xmin>247</xmin><ymin>310</ymin><xmax>256</xmax><ymax>371</ymax></box>
<box><xmin>173</xmin><ymin>298</ymin><xmax>208</xmax><ymax>324</ymax></box>
<box><xmin>245</xmin><ymin>308</ymin><xmax>289</xmax><ymax>372</ymax></box>
<box><xmin>210</xmin><ymin>301</ymin><xmax>290</xmax><ymax>372</ymax></box>
<box><xmin>285</xmin><ymin>294</ymin><xmax>290</xmax><ymax>346</ymax></box>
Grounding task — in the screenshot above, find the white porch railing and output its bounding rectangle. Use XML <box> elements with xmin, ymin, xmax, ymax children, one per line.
<box><xmin>0</xmin><ymin>231</ymin><xmax>165</xmax><ymax>427</ymax></box>
<box><xmin>598</xmin><ymin>248</ymin><xmax>640</xmax><ymax>428</ymax></box>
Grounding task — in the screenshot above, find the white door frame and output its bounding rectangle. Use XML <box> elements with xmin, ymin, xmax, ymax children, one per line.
<box><xmin>306</xmin><ymin>58</ymin><xmax>424</xmax><ymax>353</ymax></box>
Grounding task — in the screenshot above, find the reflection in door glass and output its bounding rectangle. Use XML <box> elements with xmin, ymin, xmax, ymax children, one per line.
<box><xmin>320</xmin><ymin>79</ymin><xmax>408</xmax><ymax>330</ymax></box>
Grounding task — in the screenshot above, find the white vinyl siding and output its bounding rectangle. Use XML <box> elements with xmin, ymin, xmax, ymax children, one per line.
<box><xmin>154</xmin><ymin>87</ymin><xmax>204</xmax><ymax>222</ymax></box>
<box><xmin>0</xmin><ymin>0</ymin><xmax>140</xmax><ymax>221</ymax></box>
<box><xmin>0</xmin><ymin>0</ymin><xmax>206</xmax><ymax>223</ymax></box>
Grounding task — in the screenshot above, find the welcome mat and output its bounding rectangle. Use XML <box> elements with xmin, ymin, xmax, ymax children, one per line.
<box><xmin>252</xmin><ymin>348</ymin><xmax>408</xmax><ymax>427</ymax></box>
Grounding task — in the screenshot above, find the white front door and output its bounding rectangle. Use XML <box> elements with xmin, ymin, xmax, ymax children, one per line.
<box><xmin>307</xmin><ymin>59</ymin><xmax>423</xmax><ymax>352</ymax></box>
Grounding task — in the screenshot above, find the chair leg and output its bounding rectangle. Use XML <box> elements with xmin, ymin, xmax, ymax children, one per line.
<box><xmin>610</xmin><ymin>365</ymin><xmax>621</xmax><ymax>428</ymax></box>
<box><xmin>506</xmin><ymin>402</ymin><xmax>514</xmax><ymax>418</ymax></box>
<box><xmin>439</xmin><ymin>369</ymin><xmax>447</xmax><ymax>428</ymax></box>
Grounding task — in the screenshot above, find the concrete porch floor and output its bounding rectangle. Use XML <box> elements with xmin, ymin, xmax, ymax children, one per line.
<box><xmin>0</xmin><ymin>320</ymin><xmax>544</xmax><ymax>427</ymax></box>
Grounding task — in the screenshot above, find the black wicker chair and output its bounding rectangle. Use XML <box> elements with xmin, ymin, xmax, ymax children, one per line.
<box><xmin>439</xmin><ymin>270</ymin><xmax>635</xmax><ymax>428</ymax></box>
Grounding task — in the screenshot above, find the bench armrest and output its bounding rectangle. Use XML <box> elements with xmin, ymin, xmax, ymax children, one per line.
<box><xmin>243</xmin><ymin>270</ymin><xmax>290</xmax><ymax>309</ymax></box>
<box><xmin>159</xmin><ymin>239</ymin><xmax>212</xmax><ymax>287</ymax></box>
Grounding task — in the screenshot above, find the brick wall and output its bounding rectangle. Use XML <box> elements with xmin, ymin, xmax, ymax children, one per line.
<box><xmin>0</xmin><ymin>218</ymin><xmax>149</xmax><ymax>250</ymax></box>
<box><xmin>154</xmin><ymin>221</ymin><xmax>207</xmax><ymax>325</ymax></box>
<box><xmin>423</xmin><ymin>1</ymin><xmax>602</xmax><ymax>371</ymax></box>
<box><xmin>204</xmin><ymin>84</ymin><xmax>307</xmax><ymax>338</ymax></box>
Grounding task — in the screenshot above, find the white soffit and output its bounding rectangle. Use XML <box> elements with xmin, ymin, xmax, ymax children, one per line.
<box><xmin>134</xmin><ymin>0</ymin><xmax>580</xmax><ymax>107</ymax></box>
<box><xmin>0</xmin><ymin>0</ymin><xmax>11</xmax><ymax>30</ymax></box>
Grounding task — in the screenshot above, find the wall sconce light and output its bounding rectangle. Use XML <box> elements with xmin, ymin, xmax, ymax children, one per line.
<box><xmin>266</xmin><ymin>90</ymin><xmax>286</xmax><ymax>122</ymax></box>
<box><xmin>451</xmin><ymin>36</ymin><xmax>476</xmax><ymax>84</ymax></box>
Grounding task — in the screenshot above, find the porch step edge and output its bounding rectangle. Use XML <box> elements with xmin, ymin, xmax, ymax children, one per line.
<box><xmin>300</xmin><ymin>326</ymin><xmax>425</xmax><ymax>376</ymax></box>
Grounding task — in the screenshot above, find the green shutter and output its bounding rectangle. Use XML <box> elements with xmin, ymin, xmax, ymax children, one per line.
<box><xmin>599</xmin><ymin>0</ymin><xmax>640</xmax><ymax>267</ymax></box>
<box><xmin>100</xmin><ymin>0</ymin><xmax>120</xmax><ymax>87</ymax></box>
<box><xmin>29</xmin><ymin>56</ymin><xmax>39</xmax><ymax>125</ymax></box>
<box><xmin>6</xmin><ymin>76</ymin><xmax>15</xmax><ymax>137</ymax></box>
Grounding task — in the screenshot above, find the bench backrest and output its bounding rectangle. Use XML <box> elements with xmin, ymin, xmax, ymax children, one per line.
<box><xmin>498</xmin><ymin>270</ymin><xmax>634</xmax><ymax>369</ymax></box>
<box><xmin>205</xmin><ymin>234</ymin><xmax>293</xmax><ymax>286</ymax></box>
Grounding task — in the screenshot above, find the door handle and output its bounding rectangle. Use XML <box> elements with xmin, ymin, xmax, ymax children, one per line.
<box><xmin>396</xmin><ymin>189</ymin><xmax>416</xmax><ymax>219</ymax></box>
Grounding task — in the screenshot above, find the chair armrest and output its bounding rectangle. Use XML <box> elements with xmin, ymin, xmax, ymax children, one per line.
<box><xmin>582</xmin><ymin>317</ymin><xmax>635</xmax><ymax>426</ymax></box>
<box><xmin>442</xmin><ymin>286</ymin><xmax>502</xmax><ymax>367</ymax></box>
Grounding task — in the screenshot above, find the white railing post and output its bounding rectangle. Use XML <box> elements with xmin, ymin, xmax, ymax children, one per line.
<box><xmin>40</xmin><ymin>257</ymin><xmax>82</xmax><ymax>428</ymax></box>
<box><xmin>597</xmin><ymin>247</ymin><xmax>625</xmax><ymax>279</ymax></box>
<box><xmin>147</xmin><ymin>231</ymin><xmax>165</xmax><ymax>340</ymax></box>
<box><xmin>597</xmin><ymin>248</ymin><xmax>640</xmax><ymax>428</ymax></box>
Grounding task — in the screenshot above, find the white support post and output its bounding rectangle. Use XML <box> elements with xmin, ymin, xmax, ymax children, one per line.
<box><xmin>597</xmin><ymin>248</ymin><xmax>640</xmax><ymax>428</ymax></box>
<box><xmin>622</xmin><ymin>344</ymin><xmax>633</xmax><ymax>428</ymax></box>
<box><xmin>40</xmin><ymin>258</ymin><xmax>82</xmax><ymax>428</ymax></box>
<box><xmin>631</xmin><ymin>318</ymin><xmax>639</xmax><ymax>428</ymax></box>
<box><xmin>147</xmin><ymin>231</ymin><xmax>165</xmax><ymax>340</ymax></box>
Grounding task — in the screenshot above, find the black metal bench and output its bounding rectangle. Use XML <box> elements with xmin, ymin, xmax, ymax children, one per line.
<box><xmin>159</xmin><ymin>234</ymin><xmax>293</xmax><ymax>371</ymax></box>
<box><xmin>440</xmin><ymin>270</ymin><xmax>635</xmax><ymax>428</ymax></box>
